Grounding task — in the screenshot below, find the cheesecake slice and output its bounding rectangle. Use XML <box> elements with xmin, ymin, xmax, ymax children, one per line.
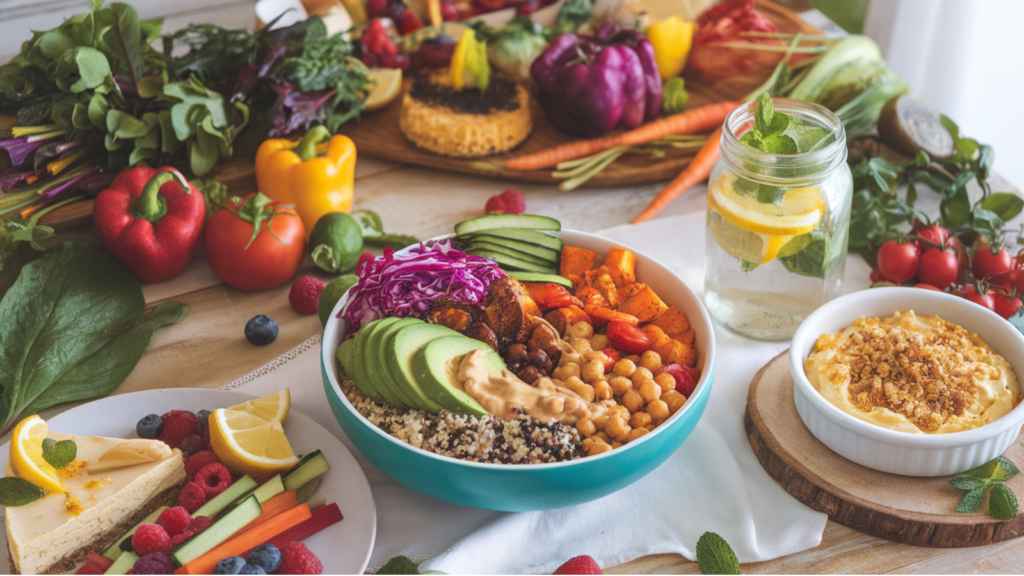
<box><xmin>6</xmin><ymin>433</ymin><xmax>185</xmax><ymax>575</ymax></box>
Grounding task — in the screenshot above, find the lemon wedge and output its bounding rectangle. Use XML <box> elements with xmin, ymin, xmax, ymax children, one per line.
<box><xmin>209</xmin><ymin>408</ymin><xmax>298</xmax><ymax>478</ymax></box>
<box><xmin>228</xmin><ymin>389</ymin><xmax>291</xmax><ymax>424</ymax></box>
<box><xmin>708</xmin><ymin>209</ymin><xmax>792</xmax><ymax>265</ymax></box>
<box><xmin>10</xmin><ymin>415</ymin><xmax>64</xmax><ymax>493</ymax></box>
<box><xmin>709</xmin><ymin>174</ymin><xmax>824</xmax><ymax>236</ymax></box>
<box><xmin>364</xmin><ymin>68</ymin><xmax>403</xmax><ymax>112</ymax></box>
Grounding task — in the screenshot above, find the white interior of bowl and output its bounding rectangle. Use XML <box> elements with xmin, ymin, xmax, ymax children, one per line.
<box><xmin>321</xmin><ymin>229</ymin><xmax>717</xmax><ymax>469</ymax></box>
<box><xmin>789</xmin><ymin>287</ymin><xmax>1024</xmax><ymax>448</ymax></box>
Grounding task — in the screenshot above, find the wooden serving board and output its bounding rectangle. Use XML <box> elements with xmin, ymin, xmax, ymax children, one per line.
<box><xmin>338</xmin><ymin>0</ymin><xmax>821</xmax><ymax>186</ymax></box>
<box><xmin>745</xmin><ymin>351</ymin><xmax>1024</xmax><ymax>547</ymax></box>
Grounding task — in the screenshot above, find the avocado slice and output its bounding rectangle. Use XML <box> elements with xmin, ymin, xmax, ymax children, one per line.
<box><xmin>386</xmin><ymin>323</ymin><xmax>461</xmax><ymax>413</ymax></box>
<box><xmin>369</xmin><ymin>317</ymin><xmax>421</xmax><ymax>407</ymax></box>
<box><xmin>412</xmin><ymin>335</ymin><xmax>505</xmax><ymax>417</ymax></box>
<box><xmin>360</xmin><ymin>318</ymin><xmax>405</xmax><ymax>406</ymax></box>
<box><xmin>338</xmin><ymin>332</ymin><xmax>379</xmax><ymax>400</ymax></box>
<box><xmin>350</xmin><ymin>319</ymin><xmax>388</xmax><ymax>401</ymax></box>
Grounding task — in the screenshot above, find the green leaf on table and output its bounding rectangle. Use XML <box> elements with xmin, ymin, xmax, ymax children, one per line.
<box><xmin>962</xmin><ymin>456</ymin><xmax>1019</xmax><ymax>483</ymax></box>
<box><xmin>0</xmin><ymin>477</ymin><xmax>45</xmax><ymax>507</ymax></box>
<box><xmin>956</xmin><ymin>486</ymin><xmax>986</xmax><ymax>513</ymax></box>
<box><xmin>696</xmin><ymin>532</ymin><xmax>740</xmax><ymax>575</ymax></box>
<box><xmin>0</xmin><ymin>243</ymin><xmax>188</xmax><ymax>436</ymax></box>
<box><xmin>41</xmin><ymin>438</ymin><xmax>77</xmax><ymax>469</ymax></box>
<box><xmin>989</xmin><ymin>483</ymin><xmax>1019</xmax><ymax>521</ymax></box>
<box><xmin>377</xmin><ymin>555</ymin><xmax>445</xmax><ymax>575</ymax></box>
<box><xmin>979</xmin><ymin>193</ymin><xmax>1024</xmax><ymax>222</ymax></box>
<box><xmin>352</xmin><ymin>209</ymin><xmax>385</xmax><ymax>235</ymax></box>
<box><xmin>947</xmin><ymin>475</ymin><xmax>985</xmax><ymax>491</ymax></box>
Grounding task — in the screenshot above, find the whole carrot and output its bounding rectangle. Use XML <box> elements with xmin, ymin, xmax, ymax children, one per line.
<box><xmin>631</xmin><ymin>126</ymin><xmax>723</xmax><ymax>224</ymax></box>
<box><xmin>505</xmin><ymin>102</ymin><xmax>740</xmax><ymax>171</ymax></box>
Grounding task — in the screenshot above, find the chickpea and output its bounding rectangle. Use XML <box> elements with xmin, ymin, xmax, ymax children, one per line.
<box><xmin>662</xmin><ymin>390</ymin><xmax>686</xmax><ymax>414</ymax></box>
<box><xmin>629</xmin><ymin>411</ymin><xmax>652</xmax><ymax>429</ymax></box>
<box><xmin>583</xmin><ymin>350</ymin><xmax>608</xmax><ymax>363</ymax></box>
<box><xmin>609</xmin><ymin>405</ymin><xmax>631</xmax><ymax>421</ymax></box>
<box><xmin>576</xmin><ymin>417</ymin><xmax>596</xmax><ymax>437</ymax></box>
<box><xmin>582</xmin><ymin>360</ymin><xmax>605</xmax><ymax>383</ymax></box>
<box><xmin>638</xmin><ymin>379</ymin><xmax>661</xmax><ymax>403</ymax></box>
<box><xmin>655</xmin><ymin>372</ymin><xmax>677</xmax><ymax>395</ymax></box>
<box><xmin>609</xmin><ymin>376</ymin><xmax>632</xmax><ymax>396</ymax></box>
<box><xmin>622</xmin><ymin>389</ymin><xmax>644</xmax><ymax>413</ymax></box>
<box><xmin>559</xmin><ymin>352</ymin><xmax>583</xmax><ymax>367</ymax></box>
<box><xmin>552</xmin><ymin>363</ymin><xmax>581</xmax><ymax>381</ymax></box>
<box><xmin>563</xmin><ymin>376</ymin><xmax>595</xmax><ymax>402</ymax></box>
<box><xmin>647</xmin><ymin>399</ymin><xmax>670</xmax><ymax>422</ymax></box>
<box><xmin>535</xmin><ymin>377</ymin><xmax>555</xmax><ymax>389</ymax></box>
<box><xmin>595</xmin><ymin>431</ymin><xmax>611</xmax><ymax>443</ymax></box>
<box><xmin>582</xmin><ymin>437</ymin><xmax>612</xmax><ymax>456</ymax></box>
<box><xmin>592</xmin><ymin>414</ymin><xmax>609</xmax><ymax>430</ymax></box>
<box><xmin>590</xmin><ymin>334</ymin><xmax>610</xmax><ymax>351</ymax></box>
<box><xmin>566</xmin><ymin>321</ymin><xmax>594</xmax><ymax>339</ymax></box>
<box><xmin>613</xmin><ymin>359</ymin><xmax>637</xmax><ymax>377</ymax></box>
<box><xmin>626</xmin><ymin>427</ymin><xmax>649</xmax><ymax>442</ymax></box>
<box><xmin>631</xmin><ymin>367</ymin><xmax>654</xmax><ymax>389</ymax></box>
<box><xmin>569</xmin><ymin>338</ymin><xmax>593</xmax><ymax>354</ymax></box>
<box><xmin>623</xmin><ymin>355</ymin><xmax>641</xmax><ymax>364</ymax></box>
<box><xmin>610</xmin><ymin>441</ymin><xmax>623</xmax><ymax>449</ymax></box>
<box><xmin>594</xmin><ymin>380</ymin><xmax>613</xmax><ymax>401</ymax></box>
<box><xmin>605</xmin><ymin>416</ymin><xmax>631</xmax><ymax>441</ymax></box>
<box><xmin>639</xmin><ymin>350</ymin><xmax>663</xmax><ymax>372</ymax></box>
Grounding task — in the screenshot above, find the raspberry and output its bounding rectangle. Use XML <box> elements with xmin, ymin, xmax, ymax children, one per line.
<box><xmin>157</xmin><ymin>410</ymin><xmax>197</xmax><ymax>449</ymax></box>
<box><xmin>169</xmin><ymin>530</ymin><xmax>194</xmax><ymax>548</ymax></box>
<box><xmin>396</xmin><ymin>9</ymin><xmax>424</xmax><ymax>35</ymax></box>
<box><xmin>185</xmin><ymin>450</ymin><xmax>220</xmax><ymax>480</ymax></box>
<box><xmin>659</xmin><ymin>364</ymin><xmax>696</xmax><ymax>398</ymax></box>
<box><xmin>133</xmin><ymin>552</ymin><xmax>175</xmax><ymax>575</ymax></box>
<box><xmin>177</xmin><ymin>482</ymin><xmax>207</xmax><ymax>513</ymax></box>
<box><xmin>289</xmin><ymin>276</ymin><xmax>325</xmax><ymax>315</ymax></box>
<box><xmin>484</xmin><ymin>189</ymin><xmax>526</xmax><ymax>214</ymax></box>
<box><xmin>553</xmin><ymin>555</ymin><xmax>603</xmax><ymax>575</ymax></box>
<box><xmin>157</xmin><ymin>506</ymin><xmax>192</xmax><ymax>536</ymax></box>
<box><xmin>188</xmin><ymin>515</ymin><xmax>214</xmax><ymax>536</ymax></box>
<box><xmin>76</xmin><ymin>552</ymin><xmax>114</xmax><ymax>574</ymax></box>
<box><xmin>195</xmin><ymin>463</ymin><xmax>233</xmax><ymax>498</ymax></box>
<box><xmin>179</xmin><ymin>434</ymin><xmax>205</xmax><ymax>458</ymax></box>
<box><xmin>131</xmin><ymin>524</ymin><xmax>170</xmax><ymax>557</ymax></box>
<box><xmin>440</xmin><ymin>2</ymin><xmax>459</xmax><ymax>21</ymax></box>
<box><xmin>277</xmin><ymin>542</ymin><xmax>323</xmax><ymax>575</ymax></box>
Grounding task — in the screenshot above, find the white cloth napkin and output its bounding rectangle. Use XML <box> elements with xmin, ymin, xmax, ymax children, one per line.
<box><xmin>220</xmin><ymin>196</ymin><xmax>876</xmax><ymax>574</ymax></box>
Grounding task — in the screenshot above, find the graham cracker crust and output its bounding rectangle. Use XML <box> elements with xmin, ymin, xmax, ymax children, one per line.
<box><xmin>8</xmin><ymin>480</ymin><xmax>184</xmax><ymax>575</ymax></box>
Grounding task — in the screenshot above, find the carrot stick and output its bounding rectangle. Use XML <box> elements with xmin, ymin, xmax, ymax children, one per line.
<box><xmin>631</xmin><ymin>126</ymin><xmax>723</xmax><ymax>224</ymax></box>
<box><xmin>504</xmin><ymin>102</ymin><xmax>740</xmax><ymax>171</ymax></box>
<box><xmin>245</xmin><ymin>503</ymin><xmax>344</xmax><ymax>558</ymax></box>
<box><xmin>240</xmin><ymin>489</ymin><xmax>297</xmax><ymax>533</ymax></box>
<box><xmin>175</xmin><ymin>504</ymin><xmax>312</xmax><ymax>575</ymax></box>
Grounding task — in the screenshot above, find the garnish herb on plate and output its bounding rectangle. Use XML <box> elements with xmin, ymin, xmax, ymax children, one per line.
<box><xmin>948</xmin><ymin>456</ymin><xmax>1019</xmax><ymax>521</ymax></box>
<box><xmin>0</xmin><ymin>242</ymin><xmax>188</xmax><ymax>436</ymax></box>
<box><xmin>41</xmin><ymin>438</ymin><xmax>78</xmax><ymax>469</ymax></box>
<box><xmin>696</xmin><ymin>531</ymin><xmax>741</xmax><ymax>575</ymax></box>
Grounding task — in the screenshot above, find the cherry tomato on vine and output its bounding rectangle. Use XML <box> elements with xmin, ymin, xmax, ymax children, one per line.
<box><xmin>913</xmin><ymin>283</ymin><xmax>942</xmax><ymax>291</ymax></box>
<box><xmin>917</xmin><ymin>248</ymin><xmax>959</xmax><ymax>289</ymax></box>
<box><xmin>913</xmin><ymin>222</ymin><xmax>951</xmax><ymax>251</ymax></box>
<box><xmin>973</xmin><ymin>240</ymin><xmax>1013</xmax><ymax>279</ymax></box>
<box><xmin>962</xmin><ymin>285</ymin><xmax>996</xmax><ymax>311</ymax></box>
<box><xmin>993</xmin><ymin>293</ymin><xmax>1024</xmax><ymax>319</ymax></box>
<box><xmin>877</xmin><ymin>240</ymin><xmax>920</xmax><ymax>284</ymax></box>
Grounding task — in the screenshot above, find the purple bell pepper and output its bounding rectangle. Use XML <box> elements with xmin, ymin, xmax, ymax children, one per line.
<box><xmin>530</xmin><ymin>24</ymin><xmax>663</xmax><ymax>138</ymax></box>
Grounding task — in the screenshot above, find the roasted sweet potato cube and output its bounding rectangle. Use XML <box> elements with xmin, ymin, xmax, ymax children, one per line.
<box><xmin>584</xmin><ymin>265</ymin><xmax>610</xmax><ymax>287</ymax></box>
<box><xmin>616</xmin><ymin>283</ymin><xmax>644</xmax><ymax>303</ymax></box>
<box><xmin>640</xmin><ymin>325</ymin><xmax>672</xmax><ymax>349</ymax></box>
<box><xmin>675</xmin><ymin>328</ymin><xmax>695</xmax><ymax>345</ymax></box>
<box><xmin>560</xmin><ymin>247</ymin><xmax>598</xmax><ymax>279</ymax></box>
<box><xmin>677</xmin><ymin>345</ymin><xmax>697</xmax><ymax>367</ymax></box>
<box><xmin>593</xmin><ymin>274</ymin><xmax>621</xmax><ymax>308</ymax></box>
<box><xmin>616</xmin><ymin>283</ymin><xmax>668</xmax><ymax>323</ymax></box>
<box><xmin>545</xmin><ymin>306</ymin><xmax>592</xmax><ymax>336</ymax></box>
<box><xmin>647</xmin><ymin>306</ymin><xmax>689</xmax><ymax>336</ymax></box>
<box><xmin>653</xmin><ymin>339</ymin><xmax>690</xmax><ymax>365</ymax></box>
<box><xmin>604</xmin><ymin>247</ymin><xmax>637</xmax><ymax>286</ymax></box>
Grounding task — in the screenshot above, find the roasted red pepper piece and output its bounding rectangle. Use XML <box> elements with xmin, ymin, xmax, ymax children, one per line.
<box><xmin>525</xmin><ymin>282</ymin><xmax>575</xmax><ymax>310</ymax></box>
<box><xmin>606</xmin><ymin>319</ymin><xmax>652</xmax><ymax>355</ymax></box>
<box><xmin>591</xmin><ymin>307</ymin><xmax>639</xmax><ymax>327</ymax></box>
<box><xmin>93</xmin><ymin>167</ymin><xmax>205</xmax><ymax>283</ymax></box>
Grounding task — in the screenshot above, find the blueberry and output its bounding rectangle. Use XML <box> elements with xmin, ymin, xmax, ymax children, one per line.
<box><xmin>213</xmin><ymin>556</ymin><xmax>247</xmax><ymax>575</ymax></box>
<box><xmin>247</xmin><ymin>544</ymin><xmax>281</xmax><ymax>573</ymax></box>
<box><xmin>245</xmin><ymin>315</ymin><xmax>278</xmax><ymax>346</ymax></box>
<box><xmin>136</xmin><ymin>414</ymin><xmax>164</xmax><ymax>439</ymax></box>
<box><xmin>239</xmin><ymin>565</ymin><xmax>267</xmax><ymax>575</ymax></box>
<box><xmin>196</xmin><ymin>410</ymin><xmax>211</xmax><ymax>433</ymax></box>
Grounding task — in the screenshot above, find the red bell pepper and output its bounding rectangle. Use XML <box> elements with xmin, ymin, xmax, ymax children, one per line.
<box><xmin>93</xmin><ymin>167</ymin><xmax>205</xmax><ymax>283</ymax></box>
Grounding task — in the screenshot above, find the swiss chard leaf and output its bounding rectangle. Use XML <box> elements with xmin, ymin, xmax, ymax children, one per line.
<box><xmin>100</xmin><ymin>3</ymin><xmax>144</xmax><ymax>89</ymax></box>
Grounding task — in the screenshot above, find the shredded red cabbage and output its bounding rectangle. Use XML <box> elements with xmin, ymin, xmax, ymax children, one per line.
<box><xmin>342</xmin><ymin>240</ymin><xmax>506</xmax><ymax>332</ymax></box>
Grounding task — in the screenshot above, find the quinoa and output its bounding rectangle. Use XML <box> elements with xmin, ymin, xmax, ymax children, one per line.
<box><xmin>340</xmin><ymin>376</ymin><xmax>583</xmax><ymax>464</ymax></box>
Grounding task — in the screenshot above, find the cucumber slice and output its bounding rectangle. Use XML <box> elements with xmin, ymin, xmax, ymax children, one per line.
<box><xmin>464</xmin><ymin>241</ymin><xmax>556</xmax><ymax>267</ymax></box>
<box><xmin>102</xmin><ymin>507</ymin><xmax>167</xmax><ymax>560</ymax></box>
<box><xmin>506</xmin><ymin>272</ymin><xmax>574</xmax><ymax>288</ymax></box>
<box><xmin>192</xmin><ymin>475</ymin><xmax>257</xmax><ymax>519</ymax></box>
<box><xmin>104</xmin><ymin>552</ymin><xmax>138</xmax><ymax>575</ymax></box>
<box><xmin>454</xmin><ymin>214</ymin><xmax>561</xmax><ymax>235</ymax></box>
<box><xmin>457</xmin><ymin>235</ymin><xmax>560</xmax><ymax>262</ymax></box>
<box><xmin>173</xmin><ymin>496</ymin><xmax>262</xmax><ymax>566</ymax></box>
<box><xmin>252</xmin><ymin>474</ymin><xmax>286</xmax><ymax>504</ymax></box>
<box><xmin>455</xmin><ymin>228</ymin><xmax>562</xmax><ymax>251</ymax></box>
<box><xmin>468</xmin><ymin>250</ymin><xmax>558</xmax><ymax>274</ymax></box>
<box><xmin>283</xmin><ymin>450</ymin><xmax>331</xmax><ymax>491</ymax></box>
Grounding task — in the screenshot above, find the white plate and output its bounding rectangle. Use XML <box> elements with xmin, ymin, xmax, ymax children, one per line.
<box><xmin>0</xmin><ymin>389</ymin><xmax>376</xmax><ymax>575</ymax></box>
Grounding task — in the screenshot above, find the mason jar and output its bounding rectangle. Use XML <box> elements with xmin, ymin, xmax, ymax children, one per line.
<box><xmin>704</xmin><ymin>98</ymin><xmax>853</xmax><ymax>340</ymax></box>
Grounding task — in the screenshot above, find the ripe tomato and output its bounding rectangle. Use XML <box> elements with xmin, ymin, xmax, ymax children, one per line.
<box><xmin>876</xmin><ymin>240</ymin><xmax>920</xmax><ymax>284</ymax></box>
<box><xmin>917</xmin><ymin>248</ymin><xmax>958</xmax><ymax>288</ymax></box>
<box><xmin>993</xmin><ymin>293</ymin><xmax>1024</xmax><ymax>319</ymax></box>
<box><xmin>973</xmin><ymin>240</ymin><xmax>1013</xmax><ymax>279</ymax></box>
<box><xmin>204</xmin><ymin>193</ymin><xmax>306</xmax><ymax>291</ymax></box>
<box><xmin>606</xmin><ymin>320</ymin><xmax>652</xmax><ymax>355</ymax></box>
<box><xmin>913</xmin><ymin>283</ymin><xmax>942</xmax><ymax>291</ymax></box>
<box><xmin>913</xmin><ymin>222</ymin><xmax>950</xmax><ymax>251</ymax></box>
<box><xmin>962</xmin><ymin>285</ymin><xmax>996</xmax><ymax>311</ymax></box>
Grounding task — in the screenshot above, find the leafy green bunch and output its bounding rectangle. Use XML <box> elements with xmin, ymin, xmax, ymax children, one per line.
<box><xmin>948</xmin><ymin>456</ymin><xmax>1019</xmax><ymax>521</ymax></box>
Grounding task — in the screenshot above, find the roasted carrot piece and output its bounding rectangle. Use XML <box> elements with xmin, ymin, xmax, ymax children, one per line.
<box><xmin>593</xmin><ymin>274</ymin><xmax>621</xmax><ymax>308</ymax></box>
<box><xmin>591</xmin><ymin>307</ymin><xmax>639</xmax><ymax>327</ymax></box>
<box><xmin>604</xmin><ymin>248</ymin><xmax>637</xmax><ymax>286</ymax></box>
<box><xmin>640</xmin><ymin>324</ymin><xmax>672</xmax><ymax>349</ymax></box>
<box><xmin>545</xmin><ymin>306</ymin><xmax>592</xmax><ymax>336</ymax></box>
<box><xmin>647</xmin><ymin>306</ymin><xmax>689</xmax><ymax>336</ymax></box>
<box><xmin>560</xmin><ymin>247</ymin><xmax>598</xmax><ymax>280</ymax></box>
<box><xmin>176</xmin><ymin>504</ymin><xmax>312</xmax><ymax>575</ymax></box>
<box><xmin>617</xmin><ymin>284</ymin><xmax>668</xmax><ymax>323</ymax></box>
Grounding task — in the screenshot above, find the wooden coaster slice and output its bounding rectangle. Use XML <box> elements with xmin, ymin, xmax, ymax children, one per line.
<box><xmin>745</xmin><ymin>351</ymin><xmax>1024</xmax><ymax>547</ymax></box>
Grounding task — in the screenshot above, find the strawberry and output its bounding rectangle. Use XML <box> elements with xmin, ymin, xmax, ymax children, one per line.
<box><xmin>553</xmin><ymin>555</ymin><xmax>602</xmax><ymax>575</ymax></box>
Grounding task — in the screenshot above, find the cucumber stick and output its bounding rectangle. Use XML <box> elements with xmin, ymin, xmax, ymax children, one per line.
<box><xmin>454</xmin><ymin>228</ymin><xmax>562</xmax><ymax>251</ymax></box>
<box><xmin>469</xmin><ymin>250</ymin><xmax>557</xmax><ymax>274</ymax></box>
<box><xmin>173</xmin><ymin>496</ymin><xmax>262</xmax><ymax>566</ymax></box>
<box><xmin>506</xmin><ymin>272</ymin><xmax>573</xmax><ymax>288</ymax></box>
<box><xmin>104</xmin><ymin>552</ymin><xmax>138</xmax><ymax>575</ymax></box>
<box><xmin>454</xmin><ymin>214</ymin><xmax>561</xmax><ymax>235</ymax></box>
<box><xmin>464</xmin><ymin>241</ymin><xmax>555</xmax><ymax>267</ymax></box>
<box><xmin>283</xmin><ymin>451</ymin><xmax>331</xmax><ymax>492</ymax></box>
<box><xmin>192</xmin><ymin>475</ymin><xmax>257</xmax><ymax>519</ymax></box>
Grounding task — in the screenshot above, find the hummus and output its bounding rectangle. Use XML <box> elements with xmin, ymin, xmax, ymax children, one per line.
<box><xmin>805</xmin><ymin>311</ymin><xmax>1020</xmax><ymax>434</ymax></box>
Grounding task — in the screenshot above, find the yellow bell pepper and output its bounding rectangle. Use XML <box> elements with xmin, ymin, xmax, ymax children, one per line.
<box><xmin>255</xmin><ymin>126</ymin><xmax>357</xmax><ymax>234</ymax></box>
<box><xmin>646</xmin><ymin>16</ymin><xmax>694</xmax><ymax>81</ymax></box>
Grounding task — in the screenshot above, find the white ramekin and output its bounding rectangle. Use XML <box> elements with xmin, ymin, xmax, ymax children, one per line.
<box><xmin>789</xmin><ymin>287</ymin><xmax>1024</xmax><ymax>477</ymax></box>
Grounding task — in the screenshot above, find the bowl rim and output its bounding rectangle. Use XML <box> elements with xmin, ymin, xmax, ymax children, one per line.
<box><xmin>321</xmin><ymin>229</ymin><xmax>717</xmax><ymax>470</ymax></box>
<box><xmin>789</xmin><ymin>286</ymin><xmax>1024</xmax><ymax>448</ymax></box>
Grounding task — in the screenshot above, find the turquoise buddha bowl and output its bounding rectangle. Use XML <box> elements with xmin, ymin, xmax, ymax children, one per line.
<box><xmin>321</xmin><ymin>230</ymin><xmax>716</xmax><ymax>511</ymax></box>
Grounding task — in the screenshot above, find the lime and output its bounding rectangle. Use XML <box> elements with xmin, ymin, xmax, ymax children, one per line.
<box><xmin>319</xmin><ymin>274</ymin><xmax>359</xmax><ymax>327</ymax></box>
<box><xmin>309</xmin><ymin>212</ymin><xmax>363</xmax><ymax>274</ymax></box>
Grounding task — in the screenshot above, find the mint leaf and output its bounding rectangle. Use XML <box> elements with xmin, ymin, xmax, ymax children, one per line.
<box><xmin>761</xmin><ymin>134</ymin><xmax>798</xmax><ymax>155</ymax></box>
<box><xmin>0</xmin><ymin>477</ymin><xmax>45</xmax><ymax>506</ymax></box>
<box><xmin>956</xmin><ymin>486</ymin><xmax>985</xmax><ymax>513</ymax></box>
<box><xmin>755</xmin><ymin>184</ymin><xmax>788</xmax><ymax>207</ymax></box>
<box><xmin>41</xmin><ymin>438</ymin><xmax>77</xmax><ymax>469</ymax></box>
<box><xmin>776</xmin><ymin>233</ymin><xmax>814</xmax><ymax>259</ymax></box>
<box><xmin>732</xmin><ymin>176</ymin><xmax>759</xmax><ymax>198</ymax></box>
<box><xmin>963</xmin><ymin>456</ymin><xmax>1019</xmax><ymax>483</ymax></box>
<box><xmin>989</xmin><ymin>483</ymin><xmax>1019</xmax><ymax>521</ymax></box>
<box><xmin>739</xmin><ymin>131</ymin><xmax>762</xmax><ymax>150</ymax></box>
<box><xmin>947</xmin><ymin>475</ymin><xmax>985</xmax><ymax>491</ymax></box>
<box><xmin>378</xmin><ymin>556</ymin><xmax>423</xmax><ymax>575</ymax></box>
<box><xmin>754</xmin><ymin>92</ymin><xmax>773</xmax><ymax>136</ymax></box>
<box><xmin>696</xmin><ymin>532</ymin><xmax>740</xmax><ymax>575</ymax></box>
<box><xmin>779</xmin><ymin>231</ymin><xmax>836</xmax><ymax>279</ymax></box>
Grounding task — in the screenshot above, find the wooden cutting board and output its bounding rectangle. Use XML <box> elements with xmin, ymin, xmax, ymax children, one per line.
<box><xmin>745</xmin><ymin>351</ymin><xmax>1024</xmax><ymax>547</ymax></box>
